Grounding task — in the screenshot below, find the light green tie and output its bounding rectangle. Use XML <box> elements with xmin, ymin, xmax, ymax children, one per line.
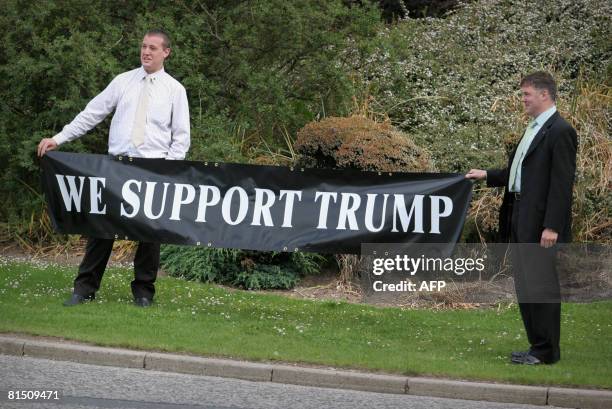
<box><xmin>131</xmin><ymin>75</ymin><xmax>152</xmax><ymax>148</ymax></box>
<box><xmin>508</xmin><ymin>120</ymin><xmax>538</xmax><ymax>193</ymax></box>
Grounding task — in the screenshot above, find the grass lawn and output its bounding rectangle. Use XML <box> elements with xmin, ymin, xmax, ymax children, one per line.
<box><xmin>0</xmin><ymin>259</ymin><xmax>610</xmax><ymax>389</ymax></box>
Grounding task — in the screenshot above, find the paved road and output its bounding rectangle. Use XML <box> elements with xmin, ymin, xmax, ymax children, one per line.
<box><xmin>0</xmin><ymin>355</ymin><xmax>565</xmax><ymax>409</ymax></box>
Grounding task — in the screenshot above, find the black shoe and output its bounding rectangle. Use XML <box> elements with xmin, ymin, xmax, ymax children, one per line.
<box><xmin>63</xmin><ymin>293</ymin><xmax>95</xmax><ymax>307</ymax></box>
<box><xmin>133</xmin><ymin>297</ymin><xmax>152</xmax><ymax>307</ymax></box>
<box><xmin>511</xmin><ymin>352</ymin><xmax>543</xmax><ymax>365</ymax></box>
<box><xmin>511</xmin><ymin>350</ymin><xmax>530</xmax><ymax>359</ymax></box>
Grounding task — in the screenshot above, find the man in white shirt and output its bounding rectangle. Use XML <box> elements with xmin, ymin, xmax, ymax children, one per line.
<box><xmin>37</xmin><ymin>29</ymin><xmax>190</xmax><ymax>307</ymax></box>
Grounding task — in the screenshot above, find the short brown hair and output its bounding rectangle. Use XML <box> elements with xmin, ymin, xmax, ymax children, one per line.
<box><xmin>520</xmin><ymin>71</ymin><xmax>557</xmax><ymax>101</ymax></box>
<box><xmin>145</xmin><ymin>29</ymin><xmax>171</xmax><ymax>49</ymax></box>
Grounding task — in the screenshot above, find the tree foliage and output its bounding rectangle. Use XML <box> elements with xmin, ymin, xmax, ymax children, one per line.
<box><xmin>0</xmin><ymin>0</ymin><xmax>381</xmax><ymax>228</ymax></box>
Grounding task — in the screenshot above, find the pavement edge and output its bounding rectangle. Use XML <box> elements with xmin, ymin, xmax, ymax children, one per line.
<box><xmin>1</xmin><ymin>335</ymin><xmax>611</xmax><ymax>409</ymax></box>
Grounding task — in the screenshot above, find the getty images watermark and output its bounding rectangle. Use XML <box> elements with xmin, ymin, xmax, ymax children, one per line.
<box><xmin>360</xmin><ymin>243</ymin><xmax>612</xmax><ymax>304</ymax></box>
<box><xmin>370</xmin><ymin>252</ymin><xmax>485</xmax><ymax>292</ymax></box>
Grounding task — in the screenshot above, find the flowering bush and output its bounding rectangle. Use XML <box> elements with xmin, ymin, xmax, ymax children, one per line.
<box><xmin>349</xmin><ymin>0</ymin><xmax>610</xmax><ymax>172</ymax></box>
<box><xmin>345</xmin><ymin>0</ymin><xmax>610</xmax><ymax>242</ymax></box>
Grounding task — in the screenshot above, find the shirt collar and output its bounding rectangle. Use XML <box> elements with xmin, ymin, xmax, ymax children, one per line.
<box><xmin>533</xmin><ymin>105</ymin><xmax>557</xmax><ymax>127</ymax></box>
<box><xmin>138</xmin><ymin>66</ymin><xmax>165</xmax><ymax>81</ymax></box>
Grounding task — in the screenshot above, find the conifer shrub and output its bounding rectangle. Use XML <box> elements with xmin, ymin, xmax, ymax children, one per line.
<box><xmin>160</xmin><ymin>245</ymin><xmax>325</xmax><ymax>290</ymax></box>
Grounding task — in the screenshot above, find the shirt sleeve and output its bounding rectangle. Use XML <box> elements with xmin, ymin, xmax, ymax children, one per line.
<box><xmin>52</xmin><ymin>76</ymin><xmax>121</xmax><ymax>145</ymax></box>
<box><xmin>167</xmin><ymin>85</ymin><xmax>191</xmax><ymax>160</ymax></box>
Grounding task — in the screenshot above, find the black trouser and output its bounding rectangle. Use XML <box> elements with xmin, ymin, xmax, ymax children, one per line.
<box><xmin>73</xmin><ymin>237</ymin><xmax>160</xmax><ymax>300</ymax></box>
<box><xmin>510</xmin><ymin>200</ymin><xmax>561</xmax><ymax>364</ymax></box>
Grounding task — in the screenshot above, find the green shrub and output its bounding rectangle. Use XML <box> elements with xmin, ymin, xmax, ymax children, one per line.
<box><xmin>159</xmin><ymin>245</ymin><xmax>326</xmax><ymax>290</ymax></box>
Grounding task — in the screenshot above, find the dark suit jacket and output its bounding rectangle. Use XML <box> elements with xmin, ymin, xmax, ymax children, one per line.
<box><xmin>486</xmin><ymin>111</ymin><xmax>578</xmax><ymax>243</ymax></box>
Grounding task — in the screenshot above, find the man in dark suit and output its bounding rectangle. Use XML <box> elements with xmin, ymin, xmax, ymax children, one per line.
<box><xmin>466</xmin><ymin>71</ymin><xmax>578</xmax><ymax>365</ymax></box>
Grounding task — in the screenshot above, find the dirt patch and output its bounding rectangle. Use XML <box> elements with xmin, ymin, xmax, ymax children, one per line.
<box><xmin>258</xmin><ymin>268</ymin><xmax>363</xmax><ymax>304</ymax></box>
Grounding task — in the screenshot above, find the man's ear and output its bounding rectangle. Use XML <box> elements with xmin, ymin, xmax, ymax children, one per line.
<box><xmin>163</xmin><ymin>47</ymin><xmax>171</xmax><ymax>59</ymax></box>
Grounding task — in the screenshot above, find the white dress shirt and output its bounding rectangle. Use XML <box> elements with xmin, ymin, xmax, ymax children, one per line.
<box><xmin>53</xmin><ymin>66</ymin><xmax>190</xmax><ymax>160</ymax></box>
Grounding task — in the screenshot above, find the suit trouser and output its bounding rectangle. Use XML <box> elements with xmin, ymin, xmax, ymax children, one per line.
<box><xmin>510</xmin><ymin>200</ymin><xmax>561</xmax><ymax>364</ymax></box>
<box><xmin>73</xmin><ymin>237</ymin><xmax>160</xmax><ymax>300</ymax></box>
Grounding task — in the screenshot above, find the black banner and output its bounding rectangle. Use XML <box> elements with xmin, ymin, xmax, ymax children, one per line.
<box><xmin>40</xmin><ymin>152</ymin><xmax>473</xmax><ymax>254</ymax></box>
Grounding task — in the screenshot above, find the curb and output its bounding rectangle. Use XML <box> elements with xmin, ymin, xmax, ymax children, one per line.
<box><xmin>1</xmin><ymin>335</ymin><xmax>611</xmax><ymax>408</ymax></box>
